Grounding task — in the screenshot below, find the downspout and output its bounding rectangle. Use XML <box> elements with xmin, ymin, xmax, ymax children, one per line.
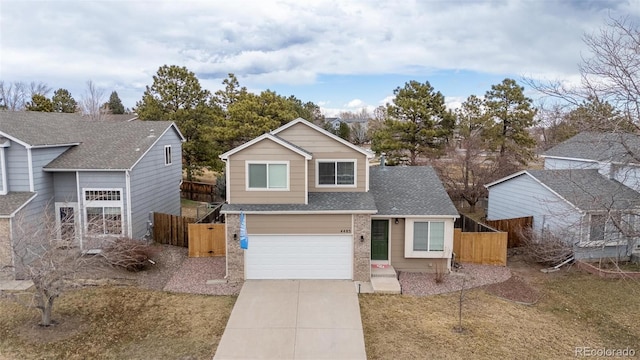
<box><xmin>76</xmin><ymin>171</ymin><xmax>83</xmax><ymax>250</ymax></box>
<box><xmin>0</xmin><ymin>146</ymin><xmax>7</xmax><ymax>195</ymax></box>
<box><xmin>126</xmin><ymin>170</ymin><xmax>133</xmax><ymax>238</ymax></box>
<box><xmin>27</xmin><ymin>147</ymin><xmax>34</xmax><ymax>192</ymax></box>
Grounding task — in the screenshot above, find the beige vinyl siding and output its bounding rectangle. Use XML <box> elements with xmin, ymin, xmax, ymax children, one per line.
<box><xmin>247</xmin><ymin>214</ymin><xmax>352</xmax><ymax>234</ymax></box>
<box><xmin>277</xmin><ymin>123</ymin><xmax>368</xmax><ymax>192</ymax></box>
<box><xmin>389</xmin><ymin>218</ymin><xmax>449</xmax><ymax>273</ymax></box>
<box><xmin>228</xmin><ymin>139</ymin><xmax>306</xmax><ymax>204</ymax></box>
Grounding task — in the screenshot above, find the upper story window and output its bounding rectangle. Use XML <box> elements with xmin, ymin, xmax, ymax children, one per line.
<box><xmin>317</xmin><ymin>160</ymin><xmax>356</xmax><ymax>186</ymax></box>
<box><xmin>164</xmin><ymin>145</ymin><xmax>172</xmax><ymax>165</ymax></box>
<box><xmin>247</xmin><ymin>162</ymin><xmax>288</xmax><ymax>190</ymax></box>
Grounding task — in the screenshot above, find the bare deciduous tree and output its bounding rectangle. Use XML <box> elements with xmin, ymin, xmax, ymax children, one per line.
<box><xmin>0</xmin><ymin>81</ymin><xmax>28</xmax><ymax>110</ymax></box>
<box><xmin>6</xmin><ymin>209</ymin><xmax>88</xmax><ymax>326</ymax></box>
<box><xmin>526</xmin><ymin>15</ymin><xmax>640</xmax><ymax>130</ymax></box>
<box><xmin>80</xmin><ymin>80</ymin><xmax>108</xmax><ymax>121</ymax></box>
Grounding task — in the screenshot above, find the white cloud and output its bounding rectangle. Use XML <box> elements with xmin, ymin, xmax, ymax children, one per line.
<box><xmin>1</xmin><ymin>0</ymin><xmax>638</xmax><ymax>109</ymax></box>
<box><xmin>346</xmin><ymin>99</ymin><xmax>365</xmax><ymax>108</ymax></box>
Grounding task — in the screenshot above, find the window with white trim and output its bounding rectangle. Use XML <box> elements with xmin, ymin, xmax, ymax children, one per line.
<box><xmin>317</xmin><ymin>160</ymin><xmax>355</xmax><ymax>186</ymax></box>
<box><xmin>405</xmin><ymin>219</ymin><xmax>446</xmax><ymax>257</ymax></box>
<box><xmin>247</xmin><ymin>162</ymin><xmax>288</xmax><ymax>190</ymax></box>
<box><xmin>164</xmin><ymin>145</ymin><xmax>172</xmax><ymax>165</ymax></box>
<box><xmin>84</xmin><ymin>189</ymin><xmax>123</xmax><ymax>235</ymax></box>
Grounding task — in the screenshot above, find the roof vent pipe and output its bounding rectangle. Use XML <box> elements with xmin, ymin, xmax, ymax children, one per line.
<box><xmin>380</xmin><ymin>153</ymin><xmax>386</xmax><ymax>168</ymax></box>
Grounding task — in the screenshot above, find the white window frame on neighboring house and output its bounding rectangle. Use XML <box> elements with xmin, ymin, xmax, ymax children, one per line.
<box><xmin>404</xmin><ymin>219</ymin><xmax>446</xmax><ymax>258</ymax></box>
<box><xmin>315</xmin><ymin>159</ymin><xmax>357</xmax><ymax>187</ymax></box>
<box><xmin>83</xmin><ymin>188</ymin><xmax>124</xmax><ymax>236</ymax></box>
<box><xmin>54</xmin><ymin>202</ymin><xmax>80</xmax><ymax>244</ymax></box>
<box><xmin>164</xmin><ymin>145</ymin><xmax>172</xmax><ymax>166</ymax></box>
<box><xmin>245</xmin><ymin>161</ymin><xmax>290</xmax><ymax>191</ymax></box>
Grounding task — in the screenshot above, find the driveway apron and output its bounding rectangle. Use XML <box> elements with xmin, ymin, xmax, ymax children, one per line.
<box><xmin>213</xmin><ymin>280</ymin><xmax>367</xmax><ymax>359</ymax></box>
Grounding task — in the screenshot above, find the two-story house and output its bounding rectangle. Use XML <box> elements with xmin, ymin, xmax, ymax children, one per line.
<box><xmin>486</xmin><ymin>132</ymin><xmax>640</xmax><ymax>260</ymax></box>
<box><xmin>0</xmin><ymin>111</ymin><xmax>184</xmax><ymax>279</ymax></box>
<box><xmin>220</xmin><ymin>118</ymin><xmax>458</xmax><ymax>282</ymax></box>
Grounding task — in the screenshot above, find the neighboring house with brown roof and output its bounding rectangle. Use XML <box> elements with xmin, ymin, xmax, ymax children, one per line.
<box><xmin>486</xmin><ymin>132</ymin><xmax>640</xmax><ymax>261</ymax></box>
<box><xmin>220</xmin><ymin>118</ymin><xmax>458</xmax><ymax>282</ymax></box>
<box><xmin>0</xmin><ymin>111</ymin><xmax>184</xmax><ymax>279</ymax></box>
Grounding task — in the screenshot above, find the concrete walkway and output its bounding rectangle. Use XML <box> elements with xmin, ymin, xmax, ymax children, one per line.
<box><xmin>214</xmin><ymin>280</ymin><xmax>367</xmax><ymax>359</ymax></box>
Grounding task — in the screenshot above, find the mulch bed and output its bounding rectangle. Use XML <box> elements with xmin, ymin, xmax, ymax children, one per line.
<box><xmin>483</xmin><ymin>275</ymin><xmax>541</xmax><ymax>304</ymax></box>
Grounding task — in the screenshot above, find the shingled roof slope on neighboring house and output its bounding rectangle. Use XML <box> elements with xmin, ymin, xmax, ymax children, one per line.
<box><xmin>369</xmin><ymin>166</ymin><xmax>459</xmax><ymax>216</ymax></box>
<box><xmin>0</xmin><ymin>192</ymin><xmax>37</xmax><ymax>217</ymax></box>
<box><xmin>526</xmin><ymin>169</ymin><xmax>640</xmax><ymax>211</ymax></box>
<box><xmin>0</xmin><ymin>111</ymin><xmax>183</xmax><ymax>170</ymax></box>
<box><xmin>543</xmin><ymin>132</ymin><xmax>640</xmax><ymax>164</ymax></box>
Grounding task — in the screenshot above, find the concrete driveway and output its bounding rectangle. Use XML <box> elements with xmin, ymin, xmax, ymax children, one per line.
<box><xmin>213</xmin><ymin>280</ymin><xmax>367</xmax><ymax>359</ymax></box>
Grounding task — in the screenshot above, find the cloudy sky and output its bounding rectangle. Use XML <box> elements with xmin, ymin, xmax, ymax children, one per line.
<box><xmin>1</xmin><ymin>0</ymin><xmax>638</xmax><ymax>116</ymax></box>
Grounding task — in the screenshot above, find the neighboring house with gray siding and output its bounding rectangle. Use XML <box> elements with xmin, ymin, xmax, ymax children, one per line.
<box><xmin>0</xmin><ymin>111</ymin><xmax>184</xmax><ymax>279</ymax></box>
<box><xmin>486</xmin><ymin>132</ymin><xmax>640</xmax><ymax>261</ymax></box>
<box><xmin>220</xmin><ymin>118</ymin><xmax>458</xmax><ymax>282</ymax></box>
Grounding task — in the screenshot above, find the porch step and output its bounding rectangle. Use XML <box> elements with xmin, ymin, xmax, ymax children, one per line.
<box><xmin>371</xmin><ymin>264</ymin><xmax>397</xmax><ymax>278</ymax></box>
<box><xmin>370</xmin><ymin>265</ymin><xmax>401</xmax><ymax>294</ymax></box>
<box><xmin>371</xmin><ymin>277</ymin><xmax>401</xmax><ymax>294</ymax></box>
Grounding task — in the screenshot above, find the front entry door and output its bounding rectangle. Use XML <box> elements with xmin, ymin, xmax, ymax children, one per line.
<box><xmin>371</xmin><ymin>220</ymin><xmax>389</xmax><ymax>261</ymax></box>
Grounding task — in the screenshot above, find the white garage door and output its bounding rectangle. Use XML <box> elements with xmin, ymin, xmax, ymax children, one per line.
<box><xmin>245</xmin><ymin>235</ymin><xmax>353</xmax><ymax>279</ymax></box>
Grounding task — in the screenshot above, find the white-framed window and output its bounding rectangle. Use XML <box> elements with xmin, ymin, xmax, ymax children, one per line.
<box><xmin>164</xmin><ymin>145</ymin><xmax>172</xmax><ymax>165</ymax></box>
<box><xmin>246</xmin><ymin>161</ymin><xmax>289</xmax><ymax>191</ymax></box>
<box><xmin>316</xmin><ymin>160</ymin><xmax>356</xmax><ymax>187</ymax></box>
<box><xmin>83</xmin><ymin>188</ymin><xmax>124</xmax><ymax>236</ymax></box>
<box><xmin>55</xmin><ymin>202</ymin><xmax>79</xmax><ymax>243</ymax></box>
<box><xmin>405</xmin><ymin>219</ymin><xmax>446</xmax><ymax>257</ymax></box>
<box><xmin>589</xmin><ymin>214</ymin><xmax>606</xmax><ymax>241</ymax></box>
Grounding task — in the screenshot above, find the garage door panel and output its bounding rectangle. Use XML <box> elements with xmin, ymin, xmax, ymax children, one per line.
<box><xmin>246</xmin><ymin>235</ymin><xmax>353</xmax><ymax>279</ymax></box>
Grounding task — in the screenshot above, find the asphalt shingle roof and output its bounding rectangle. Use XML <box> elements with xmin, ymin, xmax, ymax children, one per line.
<box><xmin>0</xmin><ymin>111</ymin><xmax>180</xmax><ymax>170</ymax></box>
<box><xmin>527</xmin><ymin>169</ymin><xmax>640</xmax><ymax>211</ymax></box>
<box><xmin>369</xmin><ymin>166</ymin><xmax>459</xmax><ymax>216</ymax></box>
<box><xmin>543</xmin><ymin>132</ymin><xmax>640</xmax><ymax>164</ymax></box>
<box><xmin>0</xmin><ymin>192</ymin><xmax>36</xmax><ymax>217</ymax></box>
<box><xmin>221</xmin><ymin>192</ymin><xmax>377</xmax><ymax>213</ymax></box>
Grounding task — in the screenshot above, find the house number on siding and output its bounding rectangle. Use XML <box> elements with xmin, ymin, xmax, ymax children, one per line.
<box><xmin>340</xmin><ymin>229</ymin><xmax>351</xmax><ymax>233</ymax></box>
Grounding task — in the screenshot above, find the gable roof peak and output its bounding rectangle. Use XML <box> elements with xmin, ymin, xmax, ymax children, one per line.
<box><xmin>272</xmin><ymin>117</ymin><xmax>374</xmax><ymax>158</ymax></box>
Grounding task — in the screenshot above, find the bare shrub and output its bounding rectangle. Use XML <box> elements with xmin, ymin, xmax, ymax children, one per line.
<box><xmin>100</xmin><ymin>237</ymin><xmax>160</xmax><ymax>272</ymax></box>
<box><xmin>434</xmin><ymin>263</ymin><xmax>446</xmax><ymax>284</ymax></box>
<box><xmin>519</xmin><ymin>228</ymin><xmax>573</xmax><ymax>266</ymax></box>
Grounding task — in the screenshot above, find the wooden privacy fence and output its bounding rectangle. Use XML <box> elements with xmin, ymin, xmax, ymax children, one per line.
<box><xmin>181</xmin><ymin>181</ymin><xmax>217</xmax><ymax>202</ymax></box>
<box><xmin>153</xmin><ymin>212</ymin><xmax>195</xmax><ymax>247</ymax></box>
<box><xmin>486</xmin><ymin>216</ymin><xmax>533</xmax><ymax>248</ymax></box>
<box><xmin>188</xmin><ymin>223</ymin><xmax>226</xmax><ymax>257</ymax></box>
<box><xmin>453</xmin><ymin>229</ymin><xmax>507</xmax><ymax>266</ymax></box>
<box><xmin>153</xmin><ymin>212</ymin><xmax>226</xmax><ymax>257</ymax></box>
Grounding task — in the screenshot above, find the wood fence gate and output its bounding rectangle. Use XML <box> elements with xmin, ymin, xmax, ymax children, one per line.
<box><xmin>188</xmin><ymin>223</ymin><xmax>226</xmax><ymax>257</ymax></box>
<box><xmin>453</xmin><ymin>229</ymin><xmax>507</xmax><ymax>266</ymax></box>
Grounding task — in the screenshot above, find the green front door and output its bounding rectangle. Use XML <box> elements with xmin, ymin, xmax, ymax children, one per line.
<box><xmin>371</xmin><ymin>220</ymin><xmax>389</xmax><ymax>261</ymax></box>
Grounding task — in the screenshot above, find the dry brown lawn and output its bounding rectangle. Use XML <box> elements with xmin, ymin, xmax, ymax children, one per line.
<box><xmin>360</xmin><ymin>270</ymin><xmax>640</xmax><ymax>359</ymax></box>
<box><xmin>0</xmin><ymin>286</ymin><xmax>235</xmax><ymax>360</ymax></box>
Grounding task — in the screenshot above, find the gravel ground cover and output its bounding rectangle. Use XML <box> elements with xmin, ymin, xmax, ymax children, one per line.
<box><xmin>399</xmin><ymin>263</ymin><xmax>512</xmax><ymax>296</ymax></box>
<box><xmin>164</xmin><ymin>256</ymin><xmax>242</xmax><ymax>295</ymax></box>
